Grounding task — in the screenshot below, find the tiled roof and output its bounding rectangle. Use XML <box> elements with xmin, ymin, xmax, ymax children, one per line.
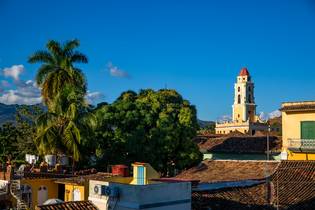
<box><xmin>36</xmin><ymin>201</ymin><xmax>97</xmax><ymax>210</ymax></box>
<box><xmin>271</xmin><ymin>160</ymin><xmax>315</xmax><ymax>209</ymax></box>
<box><xmin>21</xmin><ymin>172</ymin><xmax>74</xmax><ymax>180</ymax></box>
<box><xmin>186</xmin><ymin>160</ymin><xmax>315</xmax><ymax>210</ymax></box>
<box><xmin>239</xmin><ymin>67</ymin><xmax>250</xmax><ymax>76</ymax></box>
<box><xmin>192</xmin><ymin>183</ymin><xmax>272</xmax><ymax>210</ymax></box>
<box><xmin>55</xmin><ymin>172</ymin><xmax>115</xmax><ymax>185</ymax></box>
<box><xmin>195</xmin><ymin>135</ymin><xmax>282</xmax><ymax>154</ymax></box>
<box><xmin>176</xmin><ymin>160</ymin><xmax>280</xmax><ymax>183</ymax></box>
<box><xmin>280</xmin><ymin>101</ymin><xmax>315</xmax><ymax>112</ymax></box>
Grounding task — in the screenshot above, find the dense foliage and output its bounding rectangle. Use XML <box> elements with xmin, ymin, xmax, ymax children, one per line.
<box><xmin>91</xmin><ymin>89</ymin><xmax>202</xmax><ymax>176</ymax></box>
<box><xmin>2</xmin><ymin>39</ymin><xmax>202</xmax><ymax>174</ymax></box>
<box><xmin>0</xmin><ymin>105</ymin><xmax>44</xmax><ymax>164</ymax></box>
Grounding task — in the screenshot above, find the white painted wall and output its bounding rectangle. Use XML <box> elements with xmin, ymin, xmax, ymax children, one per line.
<box><xmin>89</xmin><ymin>181</ymin><xmax>191</xmax><ymax>210</ymax></box>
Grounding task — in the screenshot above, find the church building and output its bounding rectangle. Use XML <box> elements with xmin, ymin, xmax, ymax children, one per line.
<box><xmin>215</xmin><ymin>68</ymin><xmax>268</xmax><ymax>135</ymax></box>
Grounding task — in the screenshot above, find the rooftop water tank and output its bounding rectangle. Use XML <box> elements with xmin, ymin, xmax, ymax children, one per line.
<box><xmin>45</xmin><ymin>155</ymin><xmax>56</xmax><ymax>167</ymax></box>
<box><xmin>112</xmin><ymin>165</ymin><xmax>129</xmax><ymax>177</ymax></box>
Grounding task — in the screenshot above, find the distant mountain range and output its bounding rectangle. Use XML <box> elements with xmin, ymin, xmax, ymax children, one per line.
<box><xmin>0</xmin><ymin>103</ymin><xmax>45</xmax><ymax>125</ymax></box>
<box><xmin>197</xmin><ymin>119</ymin><xmax>215</xmax><ymax>129</ymax></box>
<box><xmin>0</xmin><ymin>103</ymin><xmax>216</xmax><ymax>127</ymax></box>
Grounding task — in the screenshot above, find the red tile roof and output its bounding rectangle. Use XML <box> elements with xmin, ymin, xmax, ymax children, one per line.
<box><xmin>271</xmin><ymin>161</ymin><xmax>315</xmax><ymax>209</ymax></box>
<box><xmin>192</xmin><ymin>183</ymin><xmax>271</xmax><ymax>210</ymax></box>
<box><xmin>176</xmin><ymin>160</ymin><xmax>280</xmax><ymax>183</ymax></box>
<box><xmin>186</xmin><ymin>160</ymin><xmax>315</xmax><ymax>209</ymax></box>
<box><xmin>36</xmin><ymin>201</ymin><xmax>97</xmax><ymax>210</ymax></box>
<box><xmin>239</xmin><ymin>67</ymin><xmax>250</xmax><ymax>76</ymax></box>
<box><xmin>195</xmin><ymin>135</ymin><xmax>282</xmax><ymax>154</ymax></box>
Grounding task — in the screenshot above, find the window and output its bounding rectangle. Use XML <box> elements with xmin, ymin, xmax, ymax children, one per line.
<box><xmin>238</xmin><ymin>87</ymin><xmax>240</xmax><ymax>92</ymax></box>
<box><xmin>248</xmin><ymin>86</ymin><xmax>251</xmax><ymax>92</ymax></box>
<box><xmin>238</xmin><ymin>114</ymin><xmax>240</xmax><ymax>118</ymax></box>
<box><xmin>73</xmin><ymin>189</ymin><xmax>81</xmax><ymax>201</ymax></box>
<box><xmin>301</xmin><ymin>121</ymin><xmax>315</xmax><ymax>139</ymax></box>
<box><xmin>248</xmin><ymin>94</ymin><xmax>251</xmax><ymax>103</ymax></box>
<box><xmin>238</xmin><ymin>95</ymin><xmax>241</xmax><ymax>104</ymax></box>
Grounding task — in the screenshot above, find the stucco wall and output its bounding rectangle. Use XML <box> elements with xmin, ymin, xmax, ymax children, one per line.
<box><xmin>20</xmin><ymin>178</ymin><xmax>58</xmax><ymax>209</ymax></box>
<box><xmin>89</xmin><ymin>181</ymin><xmax>191</xmax><ymax>210</ymax></box>
<box><xmin>282</xmin><ymin>110</ymin><xmax>315</xmax><ymax>160</ymax></box>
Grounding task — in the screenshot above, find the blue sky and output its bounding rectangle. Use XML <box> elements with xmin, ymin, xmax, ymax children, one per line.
<box><xmin>0</xmin><ymin>0</ymin><xmax>315</xmax><ymax>120</ymax></box>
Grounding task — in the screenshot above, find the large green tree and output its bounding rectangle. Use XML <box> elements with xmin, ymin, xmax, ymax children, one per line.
<box><xmin>93</xmin><ymin>89</ymin><xmax>202</xmax><ymax>175</ymax></box>
<box><xmin>28</xmin><ymin>39</ymin><xmax>87</xmax><ymax>109</ymax></box>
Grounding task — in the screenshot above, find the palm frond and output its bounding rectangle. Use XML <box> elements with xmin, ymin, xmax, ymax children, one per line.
<box><xmin>64</xmin><ymin>121</ymin><xmax>81</xmax><ymax>161</ymax></box>
<box><xmin>63</xmin><ymin>39</ymin><xmax>80</xmax><ymax>55</ymax></box>
<box><xmin>66</xmin><ymin>103</ymin><xmax>78</xmax><ymax>120</ymax></box>
<box><xmin>28</xmin><ymin>50</ymin><xmax>54</xmax><ymax>64</ymax></box>
<box><xmin>70</xmin><ymin>51</ymin><xmax>88</xmax><ymax>63</ymax></box>
<box><xmin>35</xmin><ymin>64</ymin><xmax>55</xmax><ymax>85</ymax></box>
<box><xmin>47</xmin><ymin>40</ymin><xmax>63</xmax><ymax>58</ymax></box>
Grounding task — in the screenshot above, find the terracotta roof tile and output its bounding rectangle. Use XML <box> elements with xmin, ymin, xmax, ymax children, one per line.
<box><xmin>280</xmin><ymin>103</ymin><xmax>315</xmax><ymax>112</ymax></box>
<box><xmin>188</xmin><ymin>160</ymin><xmax>315</xmax><ymax>209</ymax></box>
<box><xmin>271</xmin><ymin>161</ymin><xmax>315</xmax><ymax>209</ymax></box>
<box><xmin>176</xmin><ymin>160</ymin><xmax>280</xmax><ymax>183</ymax></box>
<box><xmin>55</xmin><ymin>172</ymin><xmax>116</xmax><ymax>185</ymax></box>
<box><xmin>36</xmin><ymin>201</ymin><xmax>97</xmax><ymax>210</ymax></box>
<box><xmin>195</xmin><ymin>135</ymin><xmax>282</xmax><ymax>154</ymax></box>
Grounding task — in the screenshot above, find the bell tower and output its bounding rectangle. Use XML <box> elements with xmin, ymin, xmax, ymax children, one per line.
<box><xmin>232</xmin><ymin>68</ymin><xmax>256</xmax><ymax>122</ymax></box>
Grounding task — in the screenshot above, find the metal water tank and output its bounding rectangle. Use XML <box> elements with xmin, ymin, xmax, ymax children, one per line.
<box><xmin>60</xmin><ymin>155</ymin><xmax>69</xmax><ymax>166</ymax></box>
<box><xmin>45</xmin><ymin>155</ymin><xmax>56</xmax><ymax>166</ymax></box>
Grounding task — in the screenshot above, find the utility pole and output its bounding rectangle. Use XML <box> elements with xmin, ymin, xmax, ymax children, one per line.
<box><xmin>267</xmin><ymin>124</ymin><xmax>271</xmax><ymax>161</ymax></box>
<box><xmin>265</xmin><ymin>124</ymin><xmax>271</xmax><ymax>203</ymax></box>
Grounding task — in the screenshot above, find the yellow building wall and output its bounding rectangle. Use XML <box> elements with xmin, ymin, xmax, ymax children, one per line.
<box><xmin>282</xmin><ymin>111</ymin><xmax>315</xmax><ymax>149</ymax></box>
<box><xmin>64</xmin><ymin>184</ymin><xmax>85</xmax><ymax>202</ymax></box>
<box><xmin>20</xmin><ymin>179</ymin><xmax>58</xmax><ymax>209</ymax></box>
<box><xmin>287</xmin><ymin>152</ymin><xmax>315</xmax><ymax>160</ymax></box>
<box><xmin>282</xmin><ymin>111</ymin><xmax>315</xmax><ymax>160</ymax></box>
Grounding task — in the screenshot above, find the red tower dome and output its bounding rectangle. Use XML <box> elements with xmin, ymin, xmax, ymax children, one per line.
<box><xmin>239</xmin><ymin>67</ymin><xmax>250</xmax><ymax>76</ymax></box>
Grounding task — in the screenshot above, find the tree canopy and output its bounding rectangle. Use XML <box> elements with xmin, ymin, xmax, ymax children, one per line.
<box><xmin>92</xmin><ymin>89</ymin><xmax>202</xmax><ymax>176</ymax></box>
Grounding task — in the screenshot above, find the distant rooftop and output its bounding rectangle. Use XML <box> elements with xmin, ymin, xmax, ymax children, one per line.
<box><xmin>176</xmin><ymin>160</ymin><xmax>280</xmax><ymax>183</ymax></box>
<box><xmin>194</xmin><ymin>133</ymin><xmax>282</xmax><ymax>154</ymax></box>
<box><xmin>280</xmin><ymin>101</ymin><xmax>315</xmax><ymax>112</ymax></box>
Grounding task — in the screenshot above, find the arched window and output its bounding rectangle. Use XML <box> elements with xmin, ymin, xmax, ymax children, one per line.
<box><xmin>238</xmin><ymin>95</ymin><xmax>241</xmax><ymax>104</ymax></box>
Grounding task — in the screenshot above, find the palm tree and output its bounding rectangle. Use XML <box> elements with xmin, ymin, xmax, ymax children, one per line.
<box><xmin>28</xmin><ymin>39</ymin><xmax>88</xmax><ymax>110</ymax></box>
<box><xmin>35</xmin><ymin>86</ymin><xmax>96</xmax><ymax>162</ymax></box>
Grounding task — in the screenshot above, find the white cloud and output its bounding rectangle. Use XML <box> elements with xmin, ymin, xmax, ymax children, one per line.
<box><xmin>268</xmin><ymin>110</ymin><xmax>281</xmax><ymax>119</ymax></box>
<box><xmin>86</xmin><ymin>91</ymin><xmax>104</xmax><ymax>104</ymax></box>
<box><xmin>0</xmin><ymin>66</ymin><xmax>42</xmax><ymax>105</ymax></box>
<box><xmin>0</xmin><ymin>89</ymin><xmax>42</xmax><ymax>105</ymax></box>
<box><xmin>3</xmin><ymin>64</ymin><xmax>24</xmax><ymax>81</ymax></box>
<box><xmin>108</xmin><ymin>62</ymin><xmax>129</xmax><ymax>78</ymax></box>
<box><xmin>217</xmin><ymin>115</ymin><xmax>232</xmax><ymax>123</ymax></box>
<box><xmin>259</xmin><ymin>110</ymin><xmax>281</xmax><ymax>121</ymax></box>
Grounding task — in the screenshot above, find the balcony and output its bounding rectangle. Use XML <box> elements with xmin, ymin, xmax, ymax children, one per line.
<box><xmin>288</xmin><ymin>139</ymin><xmax>315</xmax><ymax>153</ymax></box>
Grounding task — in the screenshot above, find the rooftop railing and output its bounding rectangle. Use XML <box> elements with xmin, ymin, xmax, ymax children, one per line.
<box><xmin>288</xmin><ymin>139</ymin><xmax>315</xmax><ymax>153</ymax></box>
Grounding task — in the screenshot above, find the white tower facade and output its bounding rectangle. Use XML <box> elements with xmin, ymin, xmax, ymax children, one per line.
<box><xmin>232</xmin><ymin>68</ymin><xmax>257</xmax><ymax>123</ymax></box>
